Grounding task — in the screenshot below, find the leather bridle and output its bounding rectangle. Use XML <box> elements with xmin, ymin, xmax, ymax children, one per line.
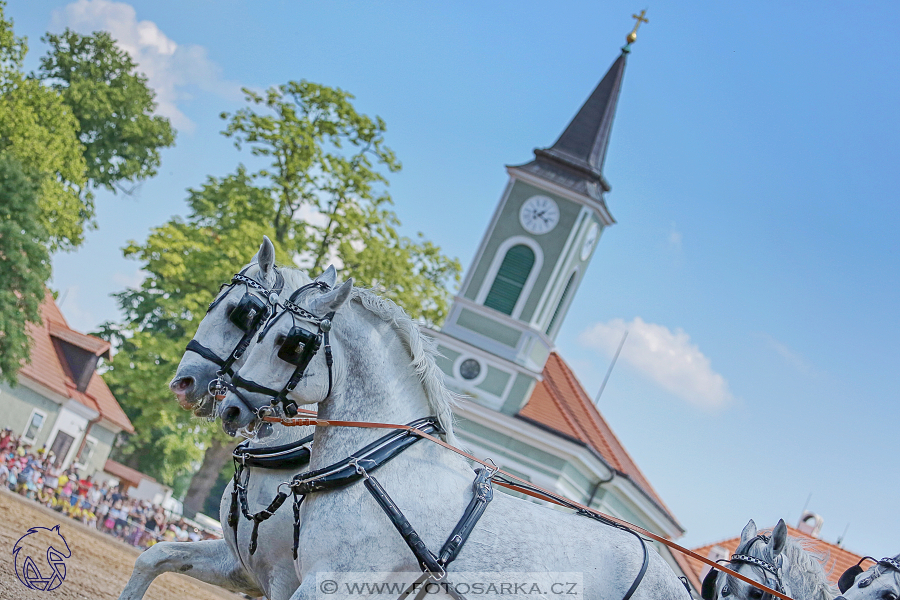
<box><xmin>842</xmin><ymin>556</ymin><xmax>900</xmax><ymax>592</ymax></box>
<box><xmin>225</xmin><ymin>280</ymin><xmax>336</xmax><ymax>419</ymax></box>
<box><xmin>185</xmin><ymin>266</ymin><xmax>285</xmax><ymax>380</ymax></box>
<box><xmin>704</xmin><ymin>534</ymin><xmax>786</xmax><ymax>600</ymax></box>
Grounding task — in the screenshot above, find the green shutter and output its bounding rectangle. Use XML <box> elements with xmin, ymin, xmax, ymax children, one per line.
<box><xmin>484</xmin><ymin>245</ymin><xmax>535</xmax><ymax>315</ymax></box>
<box><xmin>546</xmin><ymin>271</ymin><xmax>576</xmax><ymax>335</ymax></box>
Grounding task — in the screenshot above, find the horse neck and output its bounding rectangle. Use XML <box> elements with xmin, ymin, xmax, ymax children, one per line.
<box><xmin>308</xmin><ymin>306</ymin><xmax>433</xmax><ymax>470</ymax></box>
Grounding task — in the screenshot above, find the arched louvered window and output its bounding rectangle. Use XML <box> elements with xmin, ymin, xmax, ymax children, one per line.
<box><xmin>546</xmin><ymin>271</ymin><xmax>576</xmax><ymax>335</ymax></box>
<box><xmin>484</xmin><ymin>244</ymin><xmax>535</xmax><ymax>315</ymax></box>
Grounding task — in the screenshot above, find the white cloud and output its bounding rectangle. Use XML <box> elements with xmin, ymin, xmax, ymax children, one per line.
<box><xmin>578</xmin><ymin>317</ymin><xmax>733</xmax><ymax>409</ymax></box>
<box><xmin>51</xmin><ymin>0</ymin><xmax>241</xmax><ymax>130</ymax></box>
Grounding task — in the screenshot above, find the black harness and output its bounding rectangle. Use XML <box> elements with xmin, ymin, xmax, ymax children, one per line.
<box><xmin>227</xmin><ymin>433</ymin><xmax>315</xmax><ymax>555</ymax></box>
<box><xmin>701</xmin><ymin>534</ymin><xmax>785</xmax><ymax>600</ymax></box>
<box><xmin>227</xmin><ymin>281</ymin><xmax>335</xmax><ymax>419</ymax></box>
<box><xmin>185</xmin><ymin>266</ymin><xmax>285</xmax><ymax>380</ymax></box>
<box><xmin>838</xmin><ymin>556</ymin><xmax>900</xmax><ymax>594</ymax></box>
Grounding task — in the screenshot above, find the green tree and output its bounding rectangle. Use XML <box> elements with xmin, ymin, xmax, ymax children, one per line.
<box><xmin>99</xmin><ymin>170</ymin><xmax>276</xmax><ymax>497</ymax></box>
<box><xmin>0</xmin><ymin>3</ymin><xmax>175</xmax><ymax>384</ymax></box>
<box><xmin>38</xmin><ymin>29</ymin><xmax>176</xmax><ymax>194</ymax></box>
<box><xmin>0</xmin><ymin>154</ymin><xmax>50</xmax><ymax>385</ymax></box>
<box><xmin>221</xmin><ymin>81</ymin><xmax>461</xmax><ymax>325</ymax></box>
<box><xmin>0</xmin><ymin>3</ymin><xmax>85</xmax><ymax>383</ymax></box>
<box><xmin>107</xmin><ymin>82</ymin><xmax>461</xmax><ymax>513</ymax></box>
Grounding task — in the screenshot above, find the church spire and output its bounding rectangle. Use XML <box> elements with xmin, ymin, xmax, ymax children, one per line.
<box><xmin>516</xmin><ymin>19</ymin><xmax>642</xmax><ymax>204</ymax></box>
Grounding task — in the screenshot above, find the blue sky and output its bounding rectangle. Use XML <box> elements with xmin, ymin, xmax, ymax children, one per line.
<box><xmin>11</xmin><ymin>0</ymin><xmax>900</xmax><ymax>557</ymax></box>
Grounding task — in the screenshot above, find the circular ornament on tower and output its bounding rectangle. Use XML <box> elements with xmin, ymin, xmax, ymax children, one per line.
<box><xmin>459</xmin><ymin>358</ymin><xmax>482</xmax><ymax>380</ymax></box>
<box><xmin>519</xmin><ymin>196</ymin><xmax>559</xmax><ymax>235</ymax></box>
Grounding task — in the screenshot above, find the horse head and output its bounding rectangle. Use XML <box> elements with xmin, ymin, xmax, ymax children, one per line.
<box><xmin>219</xmin><ymin>267</ymin><xmax>352</xmax><ymax>435</ymax></box>
<box><xmin>702</xmin><ymin>519</ymin><xmax>836</xmax><ymax>600</ymax></box>
<box><xmin>171</xmin><ymin>236</ymin><xmax>309</xmax><ymax>417</ymax></box>
<box><xmin>837</xmin><ymin>555</ymin><xmax>900</xmax><ymax>600</ymax></box>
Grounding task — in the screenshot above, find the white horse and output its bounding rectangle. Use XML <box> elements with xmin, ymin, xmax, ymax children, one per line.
<box><xmin>219</xmin><ymin>276</ymin><xmax>693</xmax><ymax>600</ymax></box>
<box><xmin>837</xmin><ymin>554</ymin><xmax>900</xmax><ymax>600</ymax></box>
<box><xmin>701</xmin><ymin>519</ymin><xmax>837</xmax><ymax>600</ymax></box>
<box><xmin>119</xmin><ymin>237</ymin><xmax>318</xmax><ymax>600</ymax></box>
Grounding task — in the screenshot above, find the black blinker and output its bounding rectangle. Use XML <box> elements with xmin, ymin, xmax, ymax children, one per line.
<box><xmin>278</xmin><ymin>326</ymin><xmax>321</xmax><ymax>368</ymax></box>
<box><xmin>230</xmin><ymin>294</ymin><xmax>267</xmax><ymax>332</ymax></box>
<box><xmin>701</xmin><ymin>569</ymin><xmax>718</xmax><ymax>600</ymax></box>
<box><xmin>838</xmin><ymin>565</ymin><xmax>863</xmax><ymax>593</ymax></box>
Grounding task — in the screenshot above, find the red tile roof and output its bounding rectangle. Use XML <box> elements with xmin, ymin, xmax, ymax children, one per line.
<box><xmin>19</xmin><ymin>291</ymin><xmax>134</xmax><ymax>433</ymax></box>
<box><xmin>518</xmin><ymin>351</ymin><xmax>677</xmax><ymax>527</ymax></box>
<box><xmin>103</xmin><ymin>459</ymin><xmax>154</xmax><ymax>487</ymax></box>
<box><xmin>686</xmin><ymin>524</ymin><xmax>864</xmax><ymax>587</ymax></box>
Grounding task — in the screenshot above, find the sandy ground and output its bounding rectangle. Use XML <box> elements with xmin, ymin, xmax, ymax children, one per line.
<box><xmin>0</xmin><ymin>489</ymin><xmax>246</xmax><ymax>600</ymax></box>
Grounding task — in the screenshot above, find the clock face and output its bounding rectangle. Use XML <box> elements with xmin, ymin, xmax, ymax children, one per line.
<box><xmin>519</xmin><ymin>196</ymin><xmax>559</xmax><ymax>235</ymax></box>
<box><xmin>581</xmin><ymin>223</ymin><xmax>600</xmax><ymax>260</ymax></box>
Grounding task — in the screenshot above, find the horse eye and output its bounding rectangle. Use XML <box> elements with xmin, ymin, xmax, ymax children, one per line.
<box><xmin>224</xmin><ymin>302</ymin><xmax>236</xmax><ymax>316</ymax></box>
<box><xmin>749</xmin><ymin>589</ymin><xmax>763</xmax><ymax>599</ymax></box>
<box><xmin>274</xmin><ymin>334</ymin><xmax>285</xmax><ymax>346</ymax></box>
<box><xmin>884</xmin><ymin>592</ymin><xmax>898</xmax><ymax>600</ymax></box>
<box><xmin>721</xmin><ymin>585</ymin><xmax>730</xmax><ymax>597</ymax></box>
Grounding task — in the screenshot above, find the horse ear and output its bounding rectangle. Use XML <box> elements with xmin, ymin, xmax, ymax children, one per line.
<box><xmin>701</xmin><ymin>569</ymin><xmax>718</xmax><ymax>600</ymax></box>
<box><xmin>740</xmin><ymin>519</ymin><xmax>758</xmax><ymax>546</ymax></box>
<box><xmin>316</xmin><ymin>265</ymin><xmax>337</xmax><ymax>289</ymax></box>
<box><xmin>838</xmin><ymin>565</ymin><xmax>863</xmax><ymax>593</ymax></box>
<box><xmin>309</xmin><ymin>278</ymin><xmax>353</xmax><ymax>316</ymax></box>
<box><xmin>257</xmin><ymin>236</ymin><xmax>276</xmax><ymax>284</ymax></box>
<box><xmin>769</xmin><ymin>519</ymin><xmax>787</xmax><ymax>557</ymax></box>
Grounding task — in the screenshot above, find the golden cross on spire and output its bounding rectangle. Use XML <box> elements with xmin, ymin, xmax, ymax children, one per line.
<box><xmin>626</xmin><ymin>9</ymin><xmax>648</xmax><ymax>44</ymax></box>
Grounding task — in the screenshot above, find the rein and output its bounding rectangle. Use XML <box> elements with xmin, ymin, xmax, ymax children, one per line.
<box><xmin>261</xmin><ymin>413</ymin><xmax>794</xmax><ymax>600</ymax></box>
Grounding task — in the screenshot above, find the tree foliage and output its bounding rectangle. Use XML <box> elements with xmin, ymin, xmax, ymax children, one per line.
<box><xmin>0</xmin><ymin>155</ymin><xmax>50</xmax><ymax>384</ymax></box>
<box><xmin>106</xmin><ymin>82</ymin><xmax>461</xmax><ymax>502</ymax></box>
<box><xmin>221</xmin><ymin>81</ymin><xmax>461</xmax><ymax>325</ymax></box>
<box><xmin>38</xmin><ymin>29</ymin><xmax>176</xmax><ymax>193</ymax></box>
<box><xmin>0</xmin><ymin>2</ymin><xmax>175</xmax><ymax>383</ymax></box>
<box><xmin>99</xmin><ymin>170</ymin><xmax>273</xmax><ymax>485</ymax></box>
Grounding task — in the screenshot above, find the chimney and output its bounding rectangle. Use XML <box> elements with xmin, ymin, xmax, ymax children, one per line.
<box><xmin>797</xmin><ymin>511</ymin><xmax>824</xmax><ymax>538</ymax></box>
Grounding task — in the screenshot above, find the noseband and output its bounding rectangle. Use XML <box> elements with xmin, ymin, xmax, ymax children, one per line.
<box><xmin>227</xmin><ymin>280</ymin><xmax>336</xmax><ymax>418</ymax></box>
<box><xmin>185</xmin><ymin>266</ymin><xmax>285</xmax><ymax>380</ymax></box>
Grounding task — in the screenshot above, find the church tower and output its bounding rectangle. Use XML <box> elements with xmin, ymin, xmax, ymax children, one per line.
<box><xmin>430</xmin><ymin>40</ymin><xmax>634</xmax><ymax>415</ymax></box>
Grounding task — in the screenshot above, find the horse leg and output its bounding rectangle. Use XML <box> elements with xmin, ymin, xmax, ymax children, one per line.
<box><xmin>117</xmin><ymin>539</ymin><xmax>261</xmax><ymax>600</ymax></box>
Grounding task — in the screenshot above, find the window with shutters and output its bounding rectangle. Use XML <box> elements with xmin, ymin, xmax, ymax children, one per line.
<box><xmin>546</xmin><ymin>271</ymin><xmax>576</xmax><ymax>335</ymax></box>
<box><xmin>484</xmin><ymin>244</ymin><xmax>535</xmax><ymax>315</ymax></box>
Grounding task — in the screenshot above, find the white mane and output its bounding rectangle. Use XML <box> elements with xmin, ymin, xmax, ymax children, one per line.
<box><xmin>350</xmin><ymin>288</ymin><xmax>462</xmax><ymax>447</ymax></box>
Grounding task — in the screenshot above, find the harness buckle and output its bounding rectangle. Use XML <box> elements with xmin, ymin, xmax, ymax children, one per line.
<box><xmin>482</xmin><ymin>457</ymin><xmax>500</xmax><ymax>477</ymax></box>
<box><xmin>427</xmin><ymin>563</ymin><xmax>446</xmax><ymax>582</ymax></box>
<box><xmin>349</xmin><ymin>458</ymin><xmax>370</xmax><ymax>479</ymax></box>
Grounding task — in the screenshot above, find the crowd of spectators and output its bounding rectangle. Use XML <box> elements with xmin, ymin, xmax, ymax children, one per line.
<box><xmin>0</xmin><ymin>427</ymin><xmax>219</xmax><ymax>548</ymax></box>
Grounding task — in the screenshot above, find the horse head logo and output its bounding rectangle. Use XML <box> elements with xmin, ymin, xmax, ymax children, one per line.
<box><xmin>13</xmin><ymin>525</ymin><xmax>71</xmax><ymax>591</ymax></box>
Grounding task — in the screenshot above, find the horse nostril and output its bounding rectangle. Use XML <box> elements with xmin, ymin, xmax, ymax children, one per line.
<box><xmin>171</xmin><ymin>376</ymin><xmax>194</xmax><ymax>392</ymax></box>
<box><xmin>222</xmin><ymin>406</ymin><xmax>241</xmax><ymax>423</ymax></box>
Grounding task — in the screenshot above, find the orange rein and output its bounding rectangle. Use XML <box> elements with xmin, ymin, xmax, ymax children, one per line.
<box><xmin>262</xmin><ymin>414</ymin><xmax>794</xmax><ymax>600</ymax></box>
